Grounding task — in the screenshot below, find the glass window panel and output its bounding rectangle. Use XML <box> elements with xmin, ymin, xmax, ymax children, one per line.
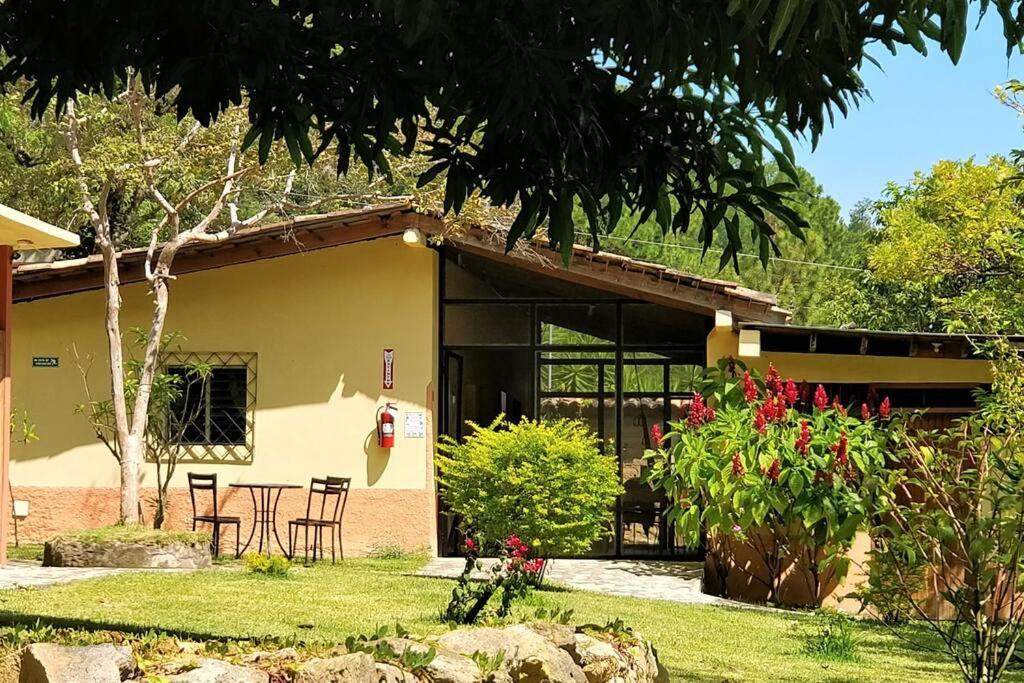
<box><xmin>622</xmin><ymin>363</ymin><xmax>665</xmax><ymax>394</ymax></box>
<box><xmin>444</xmin><ymin>303</ymin><xmax>531</xmax><ymax>345</ymax></box>
<box><xmin>537</xmin><ymin>305</ymin><xmax>616</xmax><ymax>345</ymax></box>
<box><xmin>540</xmin><ymin>363</ymin><xmax>600</xmax><ymax>394</ymax></box>
<box><xmin>669</xmin><ymin>365</ymin><xmax>703</xmax><ymax>393</ymax></box>
<box><xmin>622</xmin><ymin>303</ymin><xmax>705</xmax><ymax>346</ymax></box>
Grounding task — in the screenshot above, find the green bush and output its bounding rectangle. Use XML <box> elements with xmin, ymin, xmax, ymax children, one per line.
<box><xmin>244</xmin><ymin>553</ymin><xmax>291</xmax><ymax>577</ymax></box>
<box><xmin>436</xmin><ymin>417</ymin><xmax>622</xmax><ymax>557</ymax></box>
<box><xmin>801</xmin><ymin>609</ymin><xmax>857</xmax><ymax>661</ymax></box>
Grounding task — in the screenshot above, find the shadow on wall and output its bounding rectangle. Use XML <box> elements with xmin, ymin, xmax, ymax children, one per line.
<box><xmin>12</xmin><ymin>240</ymin><xmax>436</xmax><ymax>468</ymax></box>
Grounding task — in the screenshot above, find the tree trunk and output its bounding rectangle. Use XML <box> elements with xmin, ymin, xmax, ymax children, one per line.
<box><xmin>119</xmin><ymin>434</ymin><xmax>142</xmax><ymax>524</ymax></box>
<box><xmin>99</xmin><ymin>245</ymin><xmax>142</xmax><ymax>524</ymax></box>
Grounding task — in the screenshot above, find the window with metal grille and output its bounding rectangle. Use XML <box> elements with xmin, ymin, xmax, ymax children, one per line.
<box><xmin>158</xmin><ymin>352</ymin><xmax>257</xmax><ymax>463</ymax></box>
<box><xmin>169</xmin><ymin>366</ymin><xmax>248</xmax><ymax>445</ymax></box>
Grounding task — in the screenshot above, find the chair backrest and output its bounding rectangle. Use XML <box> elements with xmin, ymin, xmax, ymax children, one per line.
<box><xmin>188</xmin><ymin>473</ymin><xmax>220</xmax><ymax>519</ymax></box>
<box><xmin>305</xmin><ymin>476</ymin><xmax>351</xmax><ymax>523</ymax></box>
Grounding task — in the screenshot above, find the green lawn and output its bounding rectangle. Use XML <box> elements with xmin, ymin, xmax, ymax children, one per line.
<box><xmin>0</xmin><ymin>554</ymin><xmax>1007</xmax><ymax>682</ymax></box>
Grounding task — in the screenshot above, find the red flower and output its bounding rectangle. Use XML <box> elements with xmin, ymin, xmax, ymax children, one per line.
<box><xmin>522</xmin><ymin>558</ymin><xmax>545</xmax><ymax>574</ymax></box>
<box><xmin>763</xmin><ymin>458</ymin><xmax>781</xmax><ymax>483</ymax></box>
<box><xmin>505</xmin><ymin>534</ymin><xmax>521</xmax><ymax>548</ymax></box>
<box><xmin>814</xmin><ymin>384</ymin><xmax>829</xmax><ymax>412</ymax></box>
<box><xmin>732</xmin><ymin>452</ymin><xmax>746</xmax><ymax>477</ymax></box>
<box><xmin>754</xmin><ymin>409</ymin><xmax>767</xmax><ymax>434</ymax></box>
<box><xmin>799</xmin><ymin>381</ymin><xmax>810</xmax><ymax>403</ymax></box>
<box><xmin>832</xmin><ymin>396</ymin><xmax>847</xmax><ymax>417</ymax></box>
<box><xmin>650</xmin><ymin>423</ymin><xmax>663</xmax><ymax>445</ymax></box>
<box><xmin>815</xmin><ymin>470</ymin><xmax>834</xmax><ymax>486</ymax></box>
<box><xmin>795</xmin><ymin>420</ymin><xmax>811</xmax><ymax>455</ymax></box>
<box><xmin>765</xmin><ymin>363</ymin><xmax>783</xmax><ymax>395</ymax></box>
<box><xmin>687</xmin><ymin>393</ymin><xmax>709</xmax><ymax>428</ymax></box>
<box><xmin>706</xmin><ymin>406</ymin><xmax>716</xmax><ymax>422</ymax></box>
<box><xmin>784</xmin><ymin>379</ymin><xmax>798</xmax><ymax>405</ymax></box>
<box><xmin>742</xmin><ymin>371</ymin><xmax>758</xmax><ymax>403</ymax></box>
<box><xmin>830</xmin><ymin>431</ymin><xmax>849</xmax><ymax>466</ymax></box>
<box><xmin>464</xmin><ymin>538</ymin><xmax>477</xmax><ymax>552</ymax></box>
<box><xmin>879</xmin><ymin>396</ymin><xmax>891</xmax><ymax>420</ymax></box>
<box><xmin>860</xmin><ymin>402</ymin><xmax>871</xmax><ymax>421</ymax></box>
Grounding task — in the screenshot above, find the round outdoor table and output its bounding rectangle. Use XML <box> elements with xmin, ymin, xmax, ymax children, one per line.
<box><xmin>229</xmin><ymin>483</ymin><xmax>302</xmax><ymax>556</ymax></box>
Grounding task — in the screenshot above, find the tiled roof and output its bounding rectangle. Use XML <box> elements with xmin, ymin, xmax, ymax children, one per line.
<box><xmin>12</xmin><ymin>202</ymin><xmax>789</xmax><ymax>322</ymax></box>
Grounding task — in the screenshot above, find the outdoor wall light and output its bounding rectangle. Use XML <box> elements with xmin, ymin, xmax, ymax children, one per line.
<box><xmin>402</xmin><ymin>228</ymin><xmax>426</xmax><ymax>248</ymax></box>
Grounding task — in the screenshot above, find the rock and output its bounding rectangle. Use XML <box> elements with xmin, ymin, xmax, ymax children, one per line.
<box><xmin>43</xmin><ymin>538</ymin><xmax>210</xmax><ymax>569</ymax></box>
<box><xmin>241</xmin><ymin>647</ymin><xmax>299</xmax><ymax>664</ymax></box>
<box><xmin>374</xmin><ymin>662</ymin><xmax>417</xmax><ymax>683</ymax></box>
<box><xmin>165</xmin><ymin>658</ymin><xmax>269</xmax><ymax>682</ymax></box>
<box><xmin>569</xmin><ymin>633</ymin><xmax>668</xmax><ymax>683</ymax></box>
<box><xmin>383</xmin><ymin>638</ymin><xmax>480</xmax><ymax>683</ymax></box>
<box><xmin>438</xmin><ymin>625</ymin><xmax>585</xmax><ymax>683</ymax></box>
<box><xmin>19</xmin><ymin>643</ymin><xmax>135</xmax><ymax>683</ymax></box>
<box><xmin>525</xmin><ymin>622</ymin><xmax>576</xmax><ymax>651</ymax></box>
<box><xmin>295</xmin><ymin>652</ymin><xmax>377</xmax><ymax>682</ymax></box>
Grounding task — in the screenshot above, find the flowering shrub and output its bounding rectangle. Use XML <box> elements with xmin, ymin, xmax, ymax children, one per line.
<box><xmin>441</xmin><ymin>533</ymin><xmax>547</xmax><ymax>624</ymax></box>
<box><xmin>646</xmin><ymin>359</ymin><xmax>896</xmax><ymax>607</ymax></box>
<box><xmin>436</xmin><ymin>417</ymin><xmax>622</xmax><ymax>557</ymax></box>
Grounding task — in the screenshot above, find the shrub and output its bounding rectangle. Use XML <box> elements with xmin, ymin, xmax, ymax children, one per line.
<box><xmin>646</xmin><ymin>359</ymin><xmax>896</xmax><ymax>606</ymax></box>
<box><xmin>244</xmin><ymin>553</ymin><xmax>291</xmax><ymax>577</ymax></box>
<box><xmin>442</xmin><ymin>533</ymin><xmax>546</xmax><ymax>624</ymax></box>
<box><xmin>436</xmin><ymin>417</ymin><xmax>621</xmax><ymax>557</ymax></box>
<box><xmin>801</xmin><ymin>609</ymin><xmax>857</xmax><ymax>661</ymax></box>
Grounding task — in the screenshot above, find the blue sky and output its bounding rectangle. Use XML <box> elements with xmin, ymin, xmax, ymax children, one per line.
<box><xmin>798</xmin><ymin>16</ymin><xmax>1022</xmax><ymax>216</ymax></box>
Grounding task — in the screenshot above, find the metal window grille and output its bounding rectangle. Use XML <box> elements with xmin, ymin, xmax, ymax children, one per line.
<box><xmin>155</xmin><ymin>352</ymin><xmax>257</xmax><ymax>464</ymax></box>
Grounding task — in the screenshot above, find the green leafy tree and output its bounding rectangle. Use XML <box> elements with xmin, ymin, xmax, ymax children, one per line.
<box><xmin>74</xmin><ymin>329</ymin><xmax>210</xmax><ymax>529</ymax></box>
<box><xmin>646</xmin><ymin>359</ymin><xmax>895</xmax><ymax>607</ymax></box>
<box><xmin>588</xmin><ymin>166</ymin><xmax>873</xmax><ymax>323</ymax></box>
<box><xmin>831</xmin><ymin>158</ymin><xmax>1024</xmax><ymax>333</ymax></box>
<box><xmin>436</xmin><ymin>417</ymin><xmax>622</xmax><ymax>558</ymax></box>
<box><xmin>1</xmin><ymin>1</ymin><xmax>1021</xmax><ymax>263</ymax></box>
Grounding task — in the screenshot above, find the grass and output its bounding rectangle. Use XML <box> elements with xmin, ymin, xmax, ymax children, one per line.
<box><xmin>0</xmin><ymin>554</ymin><xmax>1011</xmax><ymax>682</ymax></box>
<box><xmin>6</xmin><ymin>545</ymin><xmax>43</xmax><ymax>562</ymax></box>
<box><xmin>48</xmin><ymin>524</ymin><xmax>209</xmax><ymax>547</ymax></box>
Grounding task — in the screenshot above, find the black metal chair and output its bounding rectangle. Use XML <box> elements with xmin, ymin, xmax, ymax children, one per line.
<box><xmin>188</xmin><ymin>473</ymin><xmax>241</xmax><ymax>559</ymax></box>
<box><xmin>288</xmin><ymin>476</ymin><xmax>350</xmax><ymax>563</ymax></box>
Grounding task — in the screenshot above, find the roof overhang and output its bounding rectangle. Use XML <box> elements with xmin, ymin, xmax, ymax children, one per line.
<box><xmin>0</xmin><ymin>204</ymin><xmax>79</xmax><ymax>250</ymax></box>
<box><xmin>11</xmin><ymin>203</ymin><xmax>788</xmax><ymax>324</ymax></box>
<box><xmin>442</xmin><ymin>224</ymin><xmax>791</xmax><ymax>324</ymax></box>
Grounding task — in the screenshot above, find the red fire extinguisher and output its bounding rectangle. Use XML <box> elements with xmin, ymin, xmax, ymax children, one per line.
<box><xmin>376</xmin><ymin>403</ymin><xmax>396</xmax><ymax>448</ymax></box>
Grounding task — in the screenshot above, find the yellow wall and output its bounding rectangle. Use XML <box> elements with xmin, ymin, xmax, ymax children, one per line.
<box><xmin>11</xmin><ymin>237</ymin><xmax>438</xmax><ymax>491</ymax></box>
<box><xmin>706</xmin><ymin>325</ymin><xmax>992</xmax><ymax>384</ymax></box>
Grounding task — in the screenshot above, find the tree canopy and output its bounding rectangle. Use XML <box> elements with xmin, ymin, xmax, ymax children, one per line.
<box><xmin>589</xmin><ymin>166</ymin><xmax>873</xmax><ymax>325</ymax></box>
<box><xmin>831</xmin><ymin>157</ymin><xmax>1024</xmax><ymax>333</ymax></box>
<box><xmin>0</xmin><ymin>1</ymin><xmax>1021</xmax><ymax>264</ymax></box>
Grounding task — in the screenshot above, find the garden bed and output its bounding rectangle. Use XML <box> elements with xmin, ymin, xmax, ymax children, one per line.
<box><xmin>42</xmin><ymin>525</ymin><xmax>211</xmax><ymax>569</ymax></box>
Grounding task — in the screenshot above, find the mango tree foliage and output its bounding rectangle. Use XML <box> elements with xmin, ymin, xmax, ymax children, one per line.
<box><xmin>2</xmin><ymin>1</ymin><xmax>1023</xmax><ymax>264</ymax></box>
<box><xmin>848</xmin><ymin>158</ymin><xmax>1024</xmax><ymax>333</ymax></box>
<box><xmin>586</xmin><ymin>167</ymin><xmax>874</xmax><ymax>324</ymax></box>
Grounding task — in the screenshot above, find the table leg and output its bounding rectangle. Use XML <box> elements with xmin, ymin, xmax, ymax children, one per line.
<box><xmin>239</xmin><ymin>487</ymin><xmax>259</xmax><ymax>555</ymax></box>
<box><xmin>270</xmin><ymin>487</ymin><xmax>289</xmax><ymax>556</ymax></box>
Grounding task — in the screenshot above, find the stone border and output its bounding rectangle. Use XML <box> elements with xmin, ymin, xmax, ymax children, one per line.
<box><xmin>42</xmin><ymin>539</ymin><xmax>211</xmax><ymax>569</ymax></box>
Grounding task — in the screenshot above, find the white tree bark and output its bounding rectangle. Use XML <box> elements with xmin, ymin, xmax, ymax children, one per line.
<box><xmin>63</xmin><ymin>85</ymin><xmax>295</xmax><ymax>525</ymax></box>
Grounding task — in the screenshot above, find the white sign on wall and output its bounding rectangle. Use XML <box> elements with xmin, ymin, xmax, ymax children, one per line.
<box><xmin>405</xmin><ymin>412</ymin><xmax>425</xmax><ymax>438</ymax></box>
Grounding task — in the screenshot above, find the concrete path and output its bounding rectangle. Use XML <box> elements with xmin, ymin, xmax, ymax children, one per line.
<box><xmin>418</xmin><ymin>557</ymin><xmax>731</xmax><ymax>606</ymax></box>
<box><xmin>0</xmin><ymin>560</ymin><xmax>126</xmax><ymax>589</ymax></box>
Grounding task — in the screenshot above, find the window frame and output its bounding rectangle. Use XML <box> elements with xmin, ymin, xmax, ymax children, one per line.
<box><xmin>156</xmin><ymin>351</ymin><xmax>257</xmax><ymax>464</ymax></box>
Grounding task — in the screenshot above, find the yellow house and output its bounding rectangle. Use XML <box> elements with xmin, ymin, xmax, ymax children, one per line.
<box><xmin>8</xmin><ymin>203</ymin><xmax>992</xmax><ymax>559</ymax></box>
